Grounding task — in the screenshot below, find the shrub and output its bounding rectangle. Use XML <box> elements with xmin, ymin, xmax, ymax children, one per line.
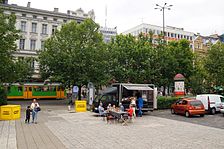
<box><xmin>157</xmin><ymin>96</ymin><xmax>179</xmax><ymax>109</ymax></box>
<box><xmin>0</xmin><ymin>87</ymin><xmax>7</xmax><ymax>106</ymax></box>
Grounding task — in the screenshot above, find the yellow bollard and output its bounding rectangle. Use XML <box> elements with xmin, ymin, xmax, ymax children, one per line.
<box><xmin>75</xmin><ymin>100</ymin><xmax>87</xmax><ymax>112</ymax></box>
<box><xmin>0</xmin><ymin>105</ymin><xmax>21</xmax><ymax>120</ymax></box>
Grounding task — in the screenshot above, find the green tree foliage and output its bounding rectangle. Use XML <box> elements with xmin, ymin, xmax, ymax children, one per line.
<box><xmin>189</xmin><ymin>55</ymin><xmax>208</xmax><ymax>94</ymax></box>
<box><xmin>39</xmin><ymin>19</ymin><xmax>108</xmax><ymax>99</ymax></box>
<box><xmin>0</xmin><ymin>5</ymin><xmax>32</xmax><ymax>104</ymax></box>
<box><xmin>108</xmin><ymin>33</ymin><xmax>159</xmax><ymax>83</ymax></box>
<box><xmin>205</xmin><ymin>42</ymin><xmax>224</xmax><ymax>86</ymax></box>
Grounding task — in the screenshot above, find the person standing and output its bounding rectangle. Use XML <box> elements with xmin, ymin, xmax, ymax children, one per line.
<box><xmin>31</xmin><ymin>99</ymin><xmax>40</xmax><ymax>124</ymax></box>
<box><xmin>130</xmin><ymin>97</ymin><xmax>136</xmax><ymax>118</ymax></box>
<box><xmin>137</xmin><ymin>94</ymin><xmax>143</xmax><ymax>117</ymax></box>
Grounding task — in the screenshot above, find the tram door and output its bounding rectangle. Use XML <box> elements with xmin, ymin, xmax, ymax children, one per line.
<box><xmin>24</xmin><ymin>86</ymin><xmax>33</xmax><ymax>99</ymax></box>
<box><xmin>56</xmin><ymin>86</ymin><xmax>65</xmax><ymax>99</ymax></box>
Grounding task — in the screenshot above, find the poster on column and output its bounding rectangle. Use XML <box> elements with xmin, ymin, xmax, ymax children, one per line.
<box><xmin>175</xmin><ymin>81</ymin><xmax>184</xmax><ymax>92</ymax></box>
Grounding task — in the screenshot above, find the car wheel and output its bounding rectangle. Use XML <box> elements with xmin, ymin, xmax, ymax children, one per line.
<box><xmin>185</xmin><ymin>111</ymin><xmax>190</xmax><ymax>117</ymax></box>
<box><xmin>171</xmin><ymin>108</ymin><xmax>175</xmax><ymax>114</ymax></box>
<box><xmin>210</xmin><ymin>108</ymin><xmax>216</xmax><ymax>115</ymax></box>
<box><xmin>200</xmin><ymin>114</ymin><xmax>204</xmax><ymax>117</ymax></box>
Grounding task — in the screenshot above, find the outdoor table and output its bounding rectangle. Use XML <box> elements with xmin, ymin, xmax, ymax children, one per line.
<box><xmin>109</xmin><ymin>110</ymin><xmax>128</xmax><ymax>125</ymax></box>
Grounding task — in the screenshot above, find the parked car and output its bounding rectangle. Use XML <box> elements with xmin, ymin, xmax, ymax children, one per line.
<box><xmin>196</xmin><ymin>94</ymin><xmax>224</xmax><ymax>114</ymax></box>
<box><xmin>171</xmin><ymin>98</ymin><xmax>205</xmax><ymax>117</ymax></box>
<box><xmin>220</xmin><ymin>103</ymin><xmax>224</xmax><ymax>116</ymax></box>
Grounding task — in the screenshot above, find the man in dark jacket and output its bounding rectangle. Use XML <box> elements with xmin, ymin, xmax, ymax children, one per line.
<box><xmin>137</xmin><ymin>94</ymin><xmax>143</xmax><ymax>117</ymax></box>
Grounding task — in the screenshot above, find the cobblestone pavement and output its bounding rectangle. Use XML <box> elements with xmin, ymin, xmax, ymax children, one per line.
<box><xmin>0</xmin><ymin>120</ymin><xmax>16</xmax><ymax>149</ymax></box>
<box><xmin>150</xmin><ymin>109</ymin><xmax>224</xmax><ymax>129</ymax></box>
<box><xmin>4</xmin><ymin>100</ymin><xmax>224</xmax><ymax>149</ymax></box>
<box><xmin>46</xmin><ymin>111</ymin><xmax>224</xmax><ymax>149</ymax></box>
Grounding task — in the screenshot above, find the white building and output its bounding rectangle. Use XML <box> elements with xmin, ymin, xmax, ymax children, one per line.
<box><xmin>122</xmin><ymin>23</ymin><xmax>195</xmax><ymax>48</ymax></box>
<box><xmin>99</xmin><ymin>27</ymin><xmax>117</xmax><ymax>43</ymax></box>
<box><xmin>1</xmin><ymin>0</ymin><xmax>95</xmax><ymax>78</ymax></box>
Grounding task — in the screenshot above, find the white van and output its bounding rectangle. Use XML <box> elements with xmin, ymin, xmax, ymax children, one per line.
<box><xmin>196</xmin><ymin>94</ymin><xmax>224</xmax><ymax>114</ymax></box>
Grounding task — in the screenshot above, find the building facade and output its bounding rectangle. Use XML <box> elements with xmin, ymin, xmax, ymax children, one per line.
<box><xmin>122</xmin><ymin>23</ymin><xmax>195</xmax><ymax>48</ymax></box>
<box><xmin>1</xmin><ymin>1</ymin><xmax>95</xmax><ymax>78</ymax></box>
<box><xmin>99</xmin><ymin>27</ymin><xmax>117</xmax><ymax>43</ymax></box>
<box><xmin>193</xmin><ymin>34</ymin><xmax>221</xmax><ymax>56</ymax></box>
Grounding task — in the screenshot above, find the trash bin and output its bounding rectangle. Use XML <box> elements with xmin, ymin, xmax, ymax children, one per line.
<box><xmin>0</xmin><ymin>105</ymin><xmax>21</xmax><ymax>120</ymax></box>
<box><xmin>75</xmin><ymin>100</ymin><xmax>87</xmax><ymax>112</ymax></box>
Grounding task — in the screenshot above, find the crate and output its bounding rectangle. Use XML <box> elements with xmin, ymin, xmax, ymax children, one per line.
<box><xmin>75</xmin><ymin>101</ymin><xmax>87</xmax><ymax>112</ymax></box>
<box><xmin>0</xmin><ymin>105</ymin><xmax>21</xmax><ymax>120</ymax></box>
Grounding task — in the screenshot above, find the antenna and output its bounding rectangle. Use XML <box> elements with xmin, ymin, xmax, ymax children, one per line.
<box><xmin>105</xmin><ymin>5</ymin><xmax>107</xmax><ymax>27</ymax></box>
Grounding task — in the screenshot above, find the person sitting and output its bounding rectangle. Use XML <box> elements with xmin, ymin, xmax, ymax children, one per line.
<box><xmin>98</xmin><ymin>103</ymin><xmax>104</xmax><ymax>116</ymax></box>
<box><xmin>107</xmin><ymin>103</ymin><xmax>112</xmax><ymax>110</ymax></box>
<box><xmin>119</xmin><ymin>103</ymin><xmax>124</xmax><ymax>112</ymax></box>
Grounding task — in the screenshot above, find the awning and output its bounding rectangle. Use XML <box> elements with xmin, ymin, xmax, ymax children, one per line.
<box><xmin>102</xmin><ymin>87</ymin><xmax>117</xmax><ymax>95</ymax></box>
<box><xmin>123</xmin><ymin>85</ymin><xmax>153</xmax><ymax>91</ymax></box>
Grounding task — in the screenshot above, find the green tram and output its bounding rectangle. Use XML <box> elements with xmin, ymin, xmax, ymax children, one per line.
<box><xmin>6</xmin><ymin>83</ymin><xmax>66</xmax><ymax>99</ymax></box>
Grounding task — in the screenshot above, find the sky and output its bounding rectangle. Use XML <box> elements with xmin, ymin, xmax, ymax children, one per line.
<box><xmin>9</xmin><ymin>0</ymin><xmax>224</xmax><ymax>35</ymax></box>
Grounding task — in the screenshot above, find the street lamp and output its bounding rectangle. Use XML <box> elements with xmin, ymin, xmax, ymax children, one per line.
<box><xmin>155</xmin><ymin>3</ymin><xmax>173</xmax><ymax>40</ymax></box>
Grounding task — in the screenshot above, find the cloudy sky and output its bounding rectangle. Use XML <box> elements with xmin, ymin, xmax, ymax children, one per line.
<box><xmin>10</xmin><ymin>0</ymin><xmax>224</xmax><ymax>35</ymax></box>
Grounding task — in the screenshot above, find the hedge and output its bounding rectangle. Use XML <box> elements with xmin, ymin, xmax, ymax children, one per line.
<box><xmin>157</xmin><ymin>96</ymin><xmax>179</xmax><ymax>109</ymax></box>
<box><xmin>0</xmin><ymin>87</ymin><xmax>7</xmax><ymax>106</ymax></box>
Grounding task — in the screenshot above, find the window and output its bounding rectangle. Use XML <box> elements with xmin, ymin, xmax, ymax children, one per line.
<box><xmin>220</xmin><ymin>97</ymin><xmax>224</xmax><ymax>102</ymax></box>
<box><xmin>22</xmin><ymin>14</ymin><xmax>26</xmax><ymax>17</ymax></box>
<box><xmin>33</xmin><ymin>15</ymin><xmax>37</xmax><ymax>19</ymax></box>
<box><xmin>31</xmin><ymin>22</ymin><xmax>37</xmax><ymax>33</ymax></box>
<box><xmin>63</xmin><ymin>19</ymin><xmax>67</xmax><ymax>23</ymax></box>
<box><xmin>19</xmin><ymin>39</ymin><xmax>25</xmax><ymax>49</ymax></box>
<box><xmin>43</xmin><ymin>17</ymin><xmax>47</xmax><ymax>20</ymax></box>
<box><xmin>167</xmin><ymin>32</ymin><xmax>170</xmax><ymax>37</ymax></box>
<box><xmin>52</xmin><ymin>25</ymin><xmax>57</xmax><ymax>34</ymax></box>
<box><xmin>53</xmin><ymin>18</ymin><xmax>57</xmax><ymax>21</ymax></box>
<box><xmin>20</xmin><ymin>21</ymin><xmax>26</xmax><ymax>32</ymax></box>
<box><xmin>177</xmin><ymin>34</ymin><xmax>180</xmax><ymax>39</ymax></box>
<box><xmin>42</xmin><ymin>24</ymin><xmax>47</xmax><ymax>34</ymax></box>
<box><xmin>190</xmin><ymin>36</ymin><xmax>193</xmax><ymax>40</ymax></box>
<box><xmin>182</xmin><ymin>100</ymin><xmax>188</xmax><ymax>105</ymax></box>
<box><xmin>30</xmin><ymin>39</ymin><xmax>36</xmax><ymax>50</ymax></box>
<box><xmin>41</xmin><ymin>41</ymin><xmax>45</xmax><ymax>50</ymax></box>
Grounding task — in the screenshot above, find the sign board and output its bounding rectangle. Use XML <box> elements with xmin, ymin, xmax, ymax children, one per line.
<box><xmin>75</xmin><ymin>101</ymin><xmax>87</xmax><ymax>112</ymax></box>
<box><xmin>73</xmin><ymin>86</ymin><xmax>79</xmax><ymax>93</ymax></box>
<box><xmin>174</xmin><ymin>81</ymin><xmax>185</xmax><ymax>95</ymax></box>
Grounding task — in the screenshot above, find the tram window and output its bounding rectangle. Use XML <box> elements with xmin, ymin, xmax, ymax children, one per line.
<box><xmin>18</xmin><ymin>86</ymin><xmax>23</xmax><ymax>92</ymax></box>
<box><xmin>29</xmin><ymin>87</ymin><xmax>32</xmax><ymax>91</ymax></box>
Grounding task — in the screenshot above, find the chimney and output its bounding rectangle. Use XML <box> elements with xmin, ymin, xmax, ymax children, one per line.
<box><xmin>27</xmin><ymin>2</ymin><xmax>31</xmax><ymax>8</ymax></box>
<box><xmin>54</xmin><ymin>8</ymin><xmax>59</xmax><ymax>13</ymax></box>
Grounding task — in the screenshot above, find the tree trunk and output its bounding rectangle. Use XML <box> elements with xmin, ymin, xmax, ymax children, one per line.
<box><xmin>78</xmin><ymin>85</ymin><xmax>82</xmax><ymax>100</ymax></box>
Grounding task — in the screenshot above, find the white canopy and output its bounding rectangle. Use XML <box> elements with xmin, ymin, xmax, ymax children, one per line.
<box><xmin>123</xmin><ymin>85</ymin><xmax>153</xmax><ymax>91</ymax></box>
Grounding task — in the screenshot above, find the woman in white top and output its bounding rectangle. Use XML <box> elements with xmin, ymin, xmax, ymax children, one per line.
<box><xmin>31</xmin><ymin>99</ymin><xmax>40</xmax><ymax>124</ymax></box>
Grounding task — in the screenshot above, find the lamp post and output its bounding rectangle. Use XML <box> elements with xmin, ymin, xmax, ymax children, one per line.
<box><xmin>155</xmin><ymin>3</ymin><xmax>173</xmax><ymax>40</ymax></box>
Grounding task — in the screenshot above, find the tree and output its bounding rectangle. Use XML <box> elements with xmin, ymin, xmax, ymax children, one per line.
<box><xmin>108</xmin><ymin>33</ymin><xmax>158</xmax><ymax>84</ymax></box>
<box><xmin>0</xmin><ymin>4</ymin><xmax>32</xmax><ymax>105</ymax></box>
<box><xmin>39</xmin><ymin>19</ymin><xmax>108</xmax><ymax>99</ymax></box>
<box><xmin>205</xmin><ymin>42</ymin><xmax>224</xmax><ymax>86</ymax></box>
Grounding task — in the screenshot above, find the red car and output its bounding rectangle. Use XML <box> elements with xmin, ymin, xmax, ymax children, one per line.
<box><xmin>171</xmin><ymin>98</ymin><xmax>205</xmax><ymax>117</ymax></box>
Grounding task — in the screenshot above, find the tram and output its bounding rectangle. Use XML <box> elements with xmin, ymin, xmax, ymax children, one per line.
<box><xmin>5</xmin><ymin>82</ymin><xmax>66</xmax><ymax>99</ymax></box>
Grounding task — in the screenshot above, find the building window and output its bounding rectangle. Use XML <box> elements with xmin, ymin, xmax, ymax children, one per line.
<box><xmin>20</xmin><ymin>21</ymin><xmax>26</xmax><ymax>32</ymax></box>
<box><xmin>167</xmin><ymin>32</ymin><xmax>170</xmax><ymax>37</ymax></box>
<box><xmin>177</xmin><ymin>34</ymin><xmax>180</xmax><ymax>39</ymax></box>
<box><xmin>22</xmin><ymin>14</ymin><xmax>26</xmax><ymax>17</ymax></box>
<box><xmin>43</xmin><ymin>17</ymin><xmax>47</xmax><ymax>20</ymax></box>
<box><xmin>41</xmin><ymin>41</ymin><xmax>45</xmax><ymax>50</ymax></box>
<box><xmin>19</xmin><ymin>39</ymin><xmax>25</xmax><ymax>50</ymax></box>
<box><xmin>33</xmin><ymin>15</ymin><xmax>37</xmax><ymax>19</ymax></box>
<box><xmin>31</xmin><ymin>23</ymin><xmax>37</xmax><ymax>33</ymax></box>
<box><xmin>63</xmin><ymin>19</ymin><xmax>67</xmax><ymax>23</ymax></box>
<box><xmin>52</xmin><ymin>25</ymin><xmax>57</xmax><ymax>34</ymax></box>
<box><xmin>53</xmin><ymin>18</ymin><xmax>57</xmax><ymax>21</ymax></box>
<box><xmin>30</xmin><ymin>39</ymin><xmax>36</xmax><ymax>50</ymax></box>
<box><xmin>181</xmin><ymin>35</ymin><xmax>183</xmax><ymax>39</ymax></box>
<box><xmin>190</xmin><ymin>36</ymin><xmax>192</xmax><ymax>40</ymax></box>
<box><xmin>42</xmin><ymin>24</ymin><xmax>47</xmax><ymax>34</ymax></box>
